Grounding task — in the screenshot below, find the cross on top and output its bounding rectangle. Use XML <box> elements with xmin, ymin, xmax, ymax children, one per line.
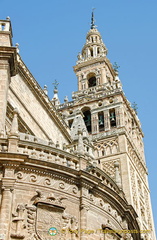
<box><xmin>52</xmin><ymin>79</ymin><xmax>59</xmax><ymax>90</ymax></box>
<box><xmin>113</xmin><ymin>62</ymin><xmax>120</xmax><ymax>71</ymax></box>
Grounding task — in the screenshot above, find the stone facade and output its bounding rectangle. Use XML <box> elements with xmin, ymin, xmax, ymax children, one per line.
<box><xmin>0</xmin><ymin>15</ymin><xmax>156</xmax><ymax>240</ymax></box>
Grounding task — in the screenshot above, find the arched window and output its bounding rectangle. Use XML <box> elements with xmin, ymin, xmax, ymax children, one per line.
<box><xmin>90</xmin><ymin>48</ymin><xmax>93</xmax><ymax>57</ymax></box>
<box><xmin>109</xmin><ymin>108</ymin><xmax>116</xmax><ymax>127</ymax></box>
<box><xmin>87</xmin><ymin>73</ymin><xmax>96</xmax><ymax>88</ymax></box>
<box><xmin>98</xmin><ymin>112</ymin><xmax>104</xmax><ymax>132</ymax></box>
<box><xmin>82</xmin><ymin>107</ymin><xmax>91</xmax><ymax>133</ymax></box>
<box><xmin>68</xmin><ymin>119</ymin><xmax>73</xmax><ymax>128</ymax></box>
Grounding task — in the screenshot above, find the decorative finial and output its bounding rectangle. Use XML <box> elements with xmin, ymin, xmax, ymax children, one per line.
<box><xmin>52</xmin><ymin>79</ymin><xmax>59</xmax><ymax>90</ymax></box>
<box><xmin>43</xmin><ymin>85</ymin><xmax>48</xmax><ymax>95</ymax></box>
<box><xmin>15</xmin><ymin>43</ymin><xmax>20</xmax><ymax>53</ymax></box>
<box><xmin>91</xmin><ymin>8</ymin><xmax>96</xmax><ymax>29</ymax></box>
<box><xmin>64</xmin><ymin>96</ymin><xmax>68</xmax><ymax>103</ymax></box>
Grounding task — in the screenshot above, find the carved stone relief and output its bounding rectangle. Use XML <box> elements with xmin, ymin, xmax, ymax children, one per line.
<box><xmin>15</xmin><ymin>170</ymin><xmax>79</xmax><ymax>196</ymax></box>
<box><xmin>11</xmin><ymin>204</ymin><xmax>26</xmax><ymax>239</ymax></box>
<box><xmin>94</xmin><ymin>137</ymin><xmax>119</xmax><ymax>158</ymax></box>
<box><xmin>12</xmin><ymin>191</ymin><xmax>79</xmax><ymax>240</ymax></box>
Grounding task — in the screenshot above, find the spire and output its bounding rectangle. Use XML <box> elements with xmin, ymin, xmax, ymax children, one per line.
<box><xmin>76</xmin><ymin>11</ymin><xmax>107</xmax><ymax>65</ymax></box>
<box><xmin>91</xmin><ymin>9</ymin><xmax>96</xmax><ymax>29</ymax></box>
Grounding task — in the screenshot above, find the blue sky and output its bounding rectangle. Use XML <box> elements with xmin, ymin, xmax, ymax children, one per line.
<box><xmin>1</xmin><ymin>0</ymin><xmax>157</xmax><ymax>234</ymax></box>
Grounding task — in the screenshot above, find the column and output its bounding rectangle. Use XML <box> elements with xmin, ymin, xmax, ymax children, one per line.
<box><xmin>77</xmin><ymin>74</ymin><xmax>82</xmax><ymax>91</ymax></box>
<box><xmin>91</xmin><ymin>112</ymin><xmax>99</xmax><ymax>134</ymax></box>
<box><xmin>104</xmin><ymin>110</ymin><xmax>110</xmax><ymax>131</ymax></box>
<box><xmin>0</xmin><ymin>166</ymin><xmax>16</xmax><ymax>240</ymax></box>
<box><xmin>80</xmin><ymin>204</ymin><xmax>89</xmax><ymax>240</ymax></box>
<box><xmin>101</xmin><ymin>67</ymin><xmax>107</xmax><ymax>84</ymax></box>
<box><xmin>115</xmin><ymin>107</ymin><xmax>124</xmax><ymax>128</ymax></box>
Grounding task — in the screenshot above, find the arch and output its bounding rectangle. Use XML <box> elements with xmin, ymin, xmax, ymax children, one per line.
<box><xmin>109</xmin><ymin>108</ymin><xmax>116</xmax><ymax>127</ymax></box>
<box><xmin>87</xmin><ymin>72</ymin><xmax>96</xmax><ymax>88</ymax></box>
<box><xmin>90</xmin><ymin>48</ymin><xmax>93</xmax><ymax>57</ymax></box>
<box><xmin>82</xmin><ymin>107</ymin><xmax>92</xmax><ymax>133</ymax></box>
<box><xmin>98</xmin><ymin>111</ymin><xmax>104</xmax><ymax>132</ymax></box>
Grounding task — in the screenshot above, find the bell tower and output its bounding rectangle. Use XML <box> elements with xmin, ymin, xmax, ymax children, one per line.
<box><xmin>59</xmin><ymin>12</ymin><xmax>156</xmax><ymax>239</ymax></box>
<box><xmin>73</xmin><ymin>12</ymin><xmax>122</xmax><ymax>136</ymax></box>
<box><xmin>76</xmin><ymin>12</ymin><xmax>108</xmax><ymax>92</ymax></box>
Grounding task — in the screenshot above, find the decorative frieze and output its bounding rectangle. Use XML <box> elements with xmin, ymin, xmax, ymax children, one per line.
<box><xmin>94</xmin><ymin>137</ymin><xmax>119</xmax><ymax>158</ymax></box>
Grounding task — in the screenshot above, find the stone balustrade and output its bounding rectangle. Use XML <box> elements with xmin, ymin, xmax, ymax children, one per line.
<box><xmin>0</xmin><ymin>134</ymin><xmax>79</xmax><ymax>171</ymax></box>
<box><xmin>58</xmin><ymin>84</ymin><xmax>122</xmax><ymax>110</ymax></box>
<box><xmin>86</xmin><ymin>167</ymin><xmax>123</xmax><ymax>196</ymax></box>
<box><xmin>0</xmin><ymin>133</ymin><xmax>123</xmax><ymax>195</ymax></box>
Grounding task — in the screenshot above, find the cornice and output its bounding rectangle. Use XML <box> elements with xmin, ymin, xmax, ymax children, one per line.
<box><xmin>73</xmin><ymin>56</ymin><xmax>106</xmax><ymax>71</ymax></box>
<box><xmin>73</xmin><ymin>55</ymin><xmax>115</xmax><ymax>77</ymax></box>
<box><xmin>0</xmin><ymin>46</ymin><xmax>17</xmax><ymax>76</ymax></box>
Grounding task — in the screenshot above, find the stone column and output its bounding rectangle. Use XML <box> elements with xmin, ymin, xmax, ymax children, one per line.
<box><xmin>91</xmin><ymin>112</ymin><xmax>98</xmax><ymax>134</ymax></box>
<box><xmin>115</xmin><ymin>107</ymin><xmax>124</xmax><ymax>128</ymax></box>
<box><xmin>104</xmin><ymin>110</ymin><xmax>110</xmax><ymax>131</ymax></box>
<box><xmin>115</xmin><ymin>107</ymin><xmax>120</xmax><ymax>128</ymax></box>
<box><xmin>0</xmin><ymin>174</ymin><xmax>16</xmax><ymax>240</ymax></box>
<box><xmin>101</xmin><ymin>67</ymin><xmax>107</xmax><ymax>84</ymax></box>
<box><xmin>77</xmin><ymin>128</ymin><xmax>84</xmax><ymax>154</ymax></box>
<box><xmin>77</xmin><ymin>74</ymin><xmax>82</xmax><ymax>91</ymax></box>
<box><xmin>0</xmin><ymin>188</ymin><xmax>13</xmax><ymax>239</ymax></box>
<box><xmin>80</xmin><ymin>204</ymin><xmax>89</xmax><ymax>240</ymax></box>
<box><xmin>80</xmin><ymin>185</ymin><xmax>89</xmax><ymax>240</ymax></box>
<box><xmin>93</xmin><ymin>45</ymin><xmax>96</xmax><ymax>57</ymax></box>
<box><xmin>8</xmin><ymin>108</ymin><xmax>19</xmax><ymax>153</ymax></box>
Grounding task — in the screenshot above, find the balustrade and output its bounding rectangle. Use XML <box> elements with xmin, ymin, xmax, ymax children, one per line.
<box><xmin>0</xmin><ymin>134</ymin><xmax>122</xmax><ymax>194</ymax></box>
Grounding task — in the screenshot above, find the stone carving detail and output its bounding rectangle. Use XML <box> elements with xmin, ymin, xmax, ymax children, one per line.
<box><xmin>144</xmin><ymin>188</ymin><xmax>152</xmax><ymax>231</ymax></box>
<box><xmin>88</xmin><ymin>194</ymin><xmax>122</xmax><ymax>225</ymax></box>
<box><xmin>94</xmin><ymin>137</ymin><xmax>119</xmax><ymax>158</ymax></box>
<box><xmin>11</xmin><ymin>204</ymin><xmax>26</xmax><ymax>239</ymax></box>
<box><xmin>20</xmin><ymin>190</ymin><xmax>78</xmax><ymax>239</ymax></box>
<box><xmin>59</xmin><ymin>182</ymin><xmax>65</xmax><ymax>189</ymax></box>
<box><xmin>130</xmin><ymin>164</ymin><xmax>137</xmax><ymax>211</ymax></box>
<box><xmin>72</xmin><ymin>186</ymin><xmax>78</xmax><ymax>194</ymax></box>
<box><xmin>102</xmin><ymin>159</ymin><xmax>120</xmax><ymax>179</ymax></box>
<box><xmin>62</xmin><ymin>213</ymin><xmax>79</xmax><ymax>239</ymax></box>
<box><xmin>26</xmin><ymin>205</ymin><xmax>37</xmax><ymax>238</ymax></box>
<box><xmin>24</xmin><ymin>191</ymin><xmax>79</xmax><ymax>240</ymax></box>
<box><xmin>15</xmin><ymin>170</ymin><xmax>79</xmax><ymax>196</ymax></box>
<box><xmin>127</xmin><ymin>140</ymin><xmax>145</xmax><ymax>181</ymax></box>
<box><xmin>30</xmin><ymin>174</ymin><xmax>38</xmax><ymax>182</ymax></box>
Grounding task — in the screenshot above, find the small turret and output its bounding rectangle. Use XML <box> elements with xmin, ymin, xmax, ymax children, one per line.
<box><xmin>0</xmin><ymin>17</ymin><xmax>13</xmax><ymax>46</ymax></box>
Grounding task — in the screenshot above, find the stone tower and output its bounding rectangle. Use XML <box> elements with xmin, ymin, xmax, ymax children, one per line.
<box><xmin>59</xmin><ymin>13</ymin><xmax>156</xmax><ymax>240</ymax></box>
